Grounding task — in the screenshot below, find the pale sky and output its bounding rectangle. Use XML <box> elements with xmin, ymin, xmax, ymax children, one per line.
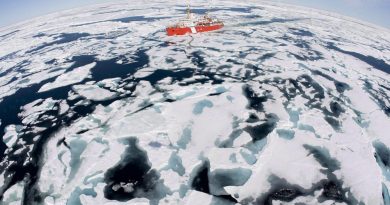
<box><xmin>0</xmin><ymin>0</ymin><xmax>389</xmax><ymax>28</ymax></box>
<box><xmin>277</xmin><ymin>0</ymin><xmax>390</xmax><ymax>28</ymax></box>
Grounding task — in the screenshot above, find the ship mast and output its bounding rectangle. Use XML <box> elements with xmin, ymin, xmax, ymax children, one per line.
<box><xmin>206</xmin><ymin>0</ymin><xmax>212</xmax><ymax>15</ymax></box>
<box><xmin>186</xmin><ymin>0</ymin><xmax>191</xmax><ymax>19</ymax></box>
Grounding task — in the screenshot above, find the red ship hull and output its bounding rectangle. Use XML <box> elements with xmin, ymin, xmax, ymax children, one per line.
<box><xmin>166</xmin><ymin>24</ymin><xmax>223</xmax><ymax>36</ymax></box>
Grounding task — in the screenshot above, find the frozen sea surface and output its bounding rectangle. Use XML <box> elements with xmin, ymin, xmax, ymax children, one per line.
<box><xmin>0</xmin><ymin>0</ymin><xmax>390</xmax><ymax>204</ymax></box>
